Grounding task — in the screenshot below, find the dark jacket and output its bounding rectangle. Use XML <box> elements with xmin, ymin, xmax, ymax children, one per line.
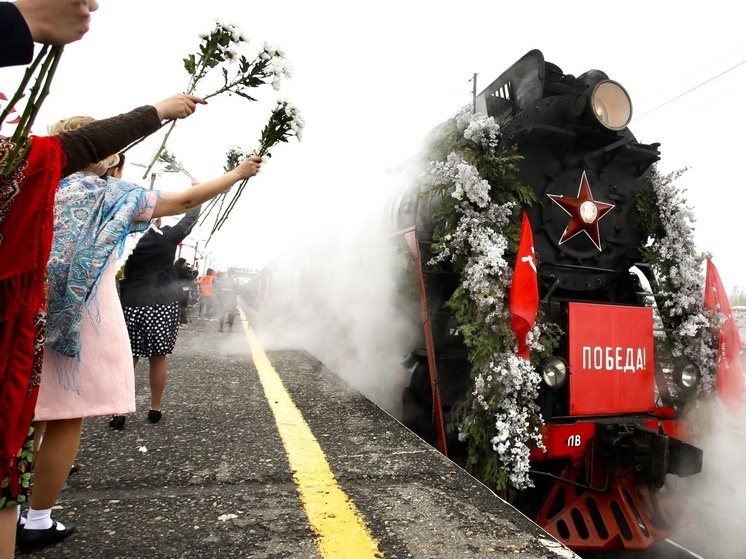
<box><xmin>0</xmin><ymin>3</ymin><xmax>33</xmax><ymax>68</ymax></box>
<box><xmin>119</xmin><ymin>206</ymin><xmax>201</xmax><ymax>307</ymax></box>
<box><xmin>214</xmin><ymin>275</ymin><xmax>240</xmax><ymax>310</ymax></box>
<box><xmin>174</xmin><ymin>258</ymin><xmax>194</xmax><ymax>303</ymax></box>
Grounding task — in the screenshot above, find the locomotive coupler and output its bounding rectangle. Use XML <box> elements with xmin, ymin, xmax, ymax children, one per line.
<box><xmin>600</xmin><ymin>424</ymin><xmax>703</xmax><ymax>487</ymax></box>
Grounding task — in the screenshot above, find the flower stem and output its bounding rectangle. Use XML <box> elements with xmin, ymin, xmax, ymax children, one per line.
<box><xmin>141</xmin><ymin>119</ymin><xmax>178</xmax><ymax>179</ymax></box>
<box><xmin>0</xmin><ymin>46</ymin><xmax>47</xmax><ymax>126</ymax></box>
<box><xmin>1</xmin><ymin>46</ymin><xmax>63</xmax><ymax>175</ymax></box>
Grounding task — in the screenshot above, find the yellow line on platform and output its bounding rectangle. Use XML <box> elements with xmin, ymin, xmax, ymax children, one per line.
<box><xmin>241</xmin><ymin>315</ymin><xmax>382</xmax><ymax>559</ymax></box>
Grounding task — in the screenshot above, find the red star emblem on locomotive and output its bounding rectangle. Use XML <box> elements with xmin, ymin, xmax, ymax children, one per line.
<box><xmin>548</xmin><ymin>171</ymin><xmax>615</xmax><ymax>251</ymax></box>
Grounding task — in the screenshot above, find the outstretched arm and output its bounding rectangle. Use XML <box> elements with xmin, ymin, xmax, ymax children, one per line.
<box><xmin>0</xmin><ymin>3</ymin><xmax>32</xmax><ymax>67</ymax></box>
<box><xmin>152</xmin><ymin>156</ymin><xmax>263</xmax><ymax>218</ymax></box>
<box><xmin>171</xmin><ymin>203</ymin><xmax>202</xmax><ymax>241</ymax></box>
<box><xmin>59</xmin><ymin>93</ymin><xmax>206</xmax><ymax>176</ymax></box>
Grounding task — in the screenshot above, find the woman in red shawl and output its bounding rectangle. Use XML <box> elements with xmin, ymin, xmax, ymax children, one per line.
<box><xmin>0</xmin><ymin>92</ymin><xmax>205</xmax><ymax>554</ymax></box>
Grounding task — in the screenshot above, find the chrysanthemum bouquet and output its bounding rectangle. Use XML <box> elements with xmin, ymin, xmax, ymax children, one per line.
<box><xmin>135</xmin><ymin>20</ymin><xmax>294</xmax><ymax>178</ymax></box>
<box><xmin>202</xmin><ymin>99</ymin><xmax>305</xmax><ymax>239</ymax></box>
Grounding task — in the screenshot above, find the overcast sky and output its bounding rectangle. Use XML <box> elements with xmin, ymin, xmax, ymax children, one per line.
<box><xmin>3</xmin><ymin>0</ymin><xmax>745</xmax><ymax>290</ymax></box>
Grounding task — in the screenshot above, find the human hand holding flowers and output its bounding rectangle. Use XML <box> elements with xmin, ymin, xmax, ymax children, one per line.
<box><xmin>229</xmin><ymin>155</ymin><xmax>263</xmax><ymax>181</ymax></box>
<box><xmin>13</xmin><ymin>0</ymin><xmax>96</xmax><ymax>46</ymax></box>
<box><xmin>153</xmin><ymin>93</ymin><xmax>206</xmax><ymax>121</ymax></box>
<box><xmin>201</xmin><ymin>100</ymin><xmax>304</xmax><ymax>241</ymax></box>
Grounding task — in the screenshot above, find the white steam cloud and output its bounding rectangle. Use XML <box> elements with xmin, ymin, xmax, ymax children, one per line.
<box><xmin>247</xmin><ymin>168</ymin><xmax>424</xmax><ymax>419</ymax></box>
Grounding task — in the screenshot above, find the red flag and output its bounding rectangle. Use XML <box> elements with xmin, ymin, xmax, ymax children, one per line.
<box><xmin>510</xmin><ymin>212</ymin><xmax>539</xmax><ymax>360</ymax></box>
<box><xmin>704</xmin><ymin>258</ymin><xmax>744</xmax><ymax>415</ymax></box>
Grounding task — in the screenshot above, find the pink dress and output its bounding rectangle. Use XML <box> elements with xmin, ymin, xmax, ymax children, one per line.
<box><xmin>34</xmin><ymin>191</ymin><xmax>157</xmax><ymax>421</ymax></box>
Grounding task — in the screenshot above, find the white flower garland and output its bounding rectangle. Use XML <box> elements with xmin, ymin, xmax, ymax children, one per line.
<box><xmin>429</xmin><ymin>107</ymin><xmax>545</xmax><ymax>489</ymax></box>
<box><xmin>648</xmin><ymin>170</ymin><xmax>718</xmax><ymax>393</ymax></box>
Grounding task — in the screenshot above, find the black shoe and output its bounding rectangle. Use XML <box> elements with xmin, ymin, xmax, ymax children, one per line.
<box><xmin>109</xmin><ymin>415</ymin><xmax>126</xmax><ymax>430</ymax></box>
<box><xmin>148</xmin><ymin>409</ymin><xmax>162</xmax><ymax>423</ymax></box>
<box><xmin>69</xmin><ymin>463</ymin><xmax>80</xmax><ymax>475</ymax></box>
<box><xmin>16</xmin><ymin>518</ymin><xmax>25</xmax><ymax>542</ymax></box>
<box><xmin>18</xmin><ymin>521</ymin><xmax>76</xmax><ymax>553</ymax></box>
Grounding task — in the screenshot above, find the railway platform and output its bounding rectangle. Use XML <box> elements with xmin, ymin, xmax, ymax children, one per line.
<box><xmin>21</xmin><ymin>312</ymin><xmax>578</xmax><ymax>559</ymax></box>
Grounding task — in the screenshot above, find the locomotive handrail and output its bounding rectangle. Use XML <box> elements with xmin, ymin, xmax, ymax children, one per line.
<box><xmin>529</xmin><ymin>466</ymin><xmax>611</xmax><ymax>493</ymax></box>
<box><xmin>654</xmin><ymin>361</ymin><xmax>675</xmax><ymax>408</ymax></box>
<box><xmin>541</xmin><ymin>262</ymin><xmax>619</xmax><ymax>274</ymax></box>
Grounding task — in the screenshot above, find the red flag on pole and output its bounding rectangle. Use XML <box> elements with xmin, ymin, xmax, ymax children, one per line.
<box><xmin>510</xmin><ymin>212</ymin><xmax>539</xmax><ymax>360</ymax></box>
<box><xmin>704</xmin><ymin>258</ymin><xmax>744</xmax><ymax>415</ymax></box>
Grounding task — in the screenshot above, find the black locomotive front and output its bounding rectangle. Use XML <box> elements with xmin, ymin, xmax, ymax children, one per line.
<box><xmin>478</xmin><ymin>49</ymin><xmax>660</xmax><ymax>303</ymax></box>
<box><xmin>392</xmin><ymin>50</ymin><xmax>704</xmax><ymax>551</ymax></box>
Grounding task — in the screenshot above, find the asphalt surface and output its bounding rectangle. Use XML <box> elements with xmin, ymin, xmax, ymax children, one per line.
<box><xmin>19</xmin><ymin>314</ymin><xmax>578</xmax><ymax>559</ymax></box>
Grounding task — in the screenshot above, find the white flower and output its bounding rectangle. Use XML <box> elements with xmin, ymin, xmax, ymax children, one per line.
<box><xmin>282</xmin><ymin>61</ymin><xmax>294</xmax><ymax>79</ymax></box>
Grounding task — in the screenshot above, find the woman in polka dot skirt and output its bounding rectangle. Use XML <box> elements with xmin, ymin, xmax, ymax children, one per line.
<box><xmin>115</xmin><ymin>198</ymin><xmax>203</xmax><ymax>429</ymax></box>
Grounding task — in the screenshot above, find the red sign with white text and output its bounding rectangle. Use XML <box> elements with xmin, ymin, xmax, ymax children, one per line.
<box><xmin>568</xmin><ymin>302</ymin><xmax>655</xmax><ymax>415</ymax></box>
<box><xmin>530</xmin><ymin>422</ymin><xmax>597</xmax><ymax>462</ymax></box>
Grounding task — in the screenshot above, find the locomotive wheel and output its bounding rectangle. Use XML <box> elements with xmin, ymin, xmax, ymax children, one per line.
<box><xmin>401</xmin><ymin>385</ymin><xmax>436</xmax><ymax>446</ymax></box>
<box><xmin>401</xmin><ymin>360</ymin><xmax>435</xmax><ymax>443</ymax></box>
<box><xmin>649</xmin><ymin>482</ymin><xmax>686</xmax><ymax>531</ymax></box>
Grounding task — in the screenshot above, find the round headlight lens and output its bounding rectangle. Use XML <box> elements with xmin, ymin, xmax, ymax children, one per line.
<box><xmin>542</xmin><ymin>357</ymin><xmax>568</xmax><ymax>389</ymax></box>
<box><xmin>590</xmin><ymin>80</ymin><xmax>632</xmax><ymax>130</ymax></box>
<box><xmin>675</xmin><ymin>362</ymin><xmax>701</xmax><ymax>390</ymax></box>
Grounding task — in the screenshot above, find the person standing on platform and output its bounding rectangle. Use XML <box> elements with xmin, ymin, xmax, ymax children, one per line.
<box><xmin>24</xmin><ymin>107</ymin><xmax>262</xmax><ymax>551</ymax></box>
<box><xmin>1</xmin><ymin>3</ymin><xmax>101</xmax><ymax>555</ymax></box>
<box><xmin>198</xmin><ymin>267</ymin><xmax>216</xmax><ymax>320</ymax></box>
<box><xmin>103</xmin><ymin>150</ymin><xmax>126</xmax><ymax>179</ymax></box>
<box><xmin>113</xmin><ymin>201</ymin><xmax>202</xmax><ymax>429</ymax></box>
<box><xmin>215</xmin><ymin>270</ymin><xmax>241</xmax><ymax>332</ymax></box>
<box><xmin>174</xmin><ymin>257</ymin><xmax>193</xmax><ymax>325</ymax></box>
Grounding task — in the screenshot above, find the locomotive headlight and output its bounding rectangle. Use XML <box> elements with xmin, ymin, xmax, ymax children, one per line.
<box><xmin>590</xmin><ymin>80</ymin><xmax>632</xmax><ymax>130</ymax></box>
<box><xmin>673</xmin><ymin>361</ymin><xmax>701</xmax><ymax>391</ymax></box>
<box><xmin>542</xmin><ymin>357</ymin><xmax>568</xmax><ymax>389</ymax></box>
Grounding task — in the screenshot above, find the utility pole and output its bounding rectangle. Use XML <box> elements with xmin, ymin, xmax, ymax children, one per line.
<box><xmin>472</xmin><ymin>73</ymin><xmax>478</xmax><ymax>112</ymax></box>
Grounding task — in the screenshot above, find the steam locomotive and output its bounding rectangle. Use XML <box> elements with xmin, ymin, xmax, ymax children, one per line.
<box><xmin>387</xmin><ymin>50</ymin><xmax>706</xmax><ymax>552</ymax></box>
<box><xmin>251</xmin><ymin>50</ymin><xmax>712</xmax><ymax>553</ymax></box>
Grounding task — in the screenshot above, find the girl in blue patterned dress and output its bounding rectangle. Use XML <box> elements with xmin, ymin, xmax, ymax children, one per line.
<box><xmin>18</xmin><ymin>115</ymin><xmax>262</xmax><ymax>552</ymax></box>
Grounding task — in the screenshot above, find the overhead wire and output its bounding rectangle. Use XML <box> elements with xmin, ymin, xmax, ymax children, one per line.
<box><xmin>634</xmin><ymin>47</ymin><xmax>746</xmax><ymax>122</ymax></box>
